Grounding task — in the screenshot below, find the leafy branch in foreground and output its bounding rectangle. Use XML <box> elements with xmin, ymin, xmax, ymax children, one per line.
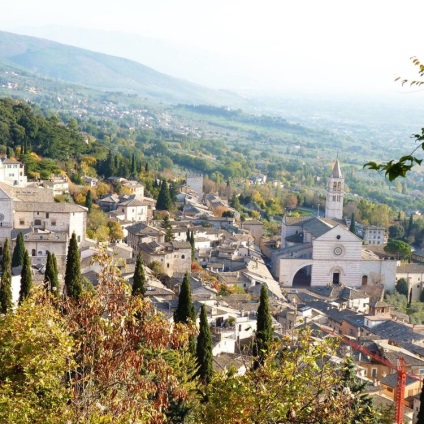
<box><xmin>365</xmin><ymin>57</ymin><xmax>424</xmax><ymax>181</ymax></box>
<box><xmin>395</xmin><ymin>56</ymin><xmax>424</xmax><ymax>88</ymax></box>
<box><xmin>364</xmin><ymin>128</ymin><xmax>424</xmax><ymax>181</ymax></box>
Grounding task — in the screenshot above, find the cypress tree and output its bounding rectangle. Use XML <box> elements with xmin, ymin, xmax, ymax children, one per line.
<box><xmin>161</xmin><ymin>215</ymin><xmax>174</xmax><ymax>242</ymax></box>
<box><xmin>254</xmin><ymin>285</ymin><xmax>273</xmax><ymax>361</ymax></box>
<box><xmin>44</xmin><ymin>251</ymin><xmax>59</xmax><ymax>296</ymax></box>
<box><xmin>19</xmin><ymin>249</ymin><xmax>32</xmax><ymax>304</ymax></box>
<box><xmin>102</xmin><ymin>149</ymin><xmax>115</xmax><ymax>178</ymax></box>
<box><xmin>156</xmin><ymin>180</ymin><xmax>172</xmax><ymax>211</ymax></box>
<box><xmin>12</xmin><ymin>232</ymin><xmax>26</xmax><ymax>268</ymax></box>
<box><xmin>408</xmin><ymin>213</ymin><xmax>414</xmax><ymax>238</ymax></box>
<box><xmin>174</xmin><ymin>273</ymin><xmax>196</xmax><ymax>353</ymax></box>
<box><xmin>85</xmin><ymin>189</ymin><xmax>93</xmax><ymax>213</ymax></box>
<box><xmin>190</xmin><ymin>230</ymin><xmax>195</xmax><ymax>261</ymax></box>
<box><xmin>349</xmin><ymin>212</ymin><xmax>357</xmax><ymax>235</ymax></box>
<box><xmin>417</xmin><ymin>380</ymin><xmax>424</xmax><ymax>424</ymax></box>
<box><xmin>186</xmin><ymin>228</ymin><xmax>190</xmax><ymax>242</ymax></box>
<box><xmin>196</xmin><ymin>304</ymin><xmax>213</xmax><ymax>384</ymax></box>
<box><xmin>132</xmin><ymin>253</ymin><xmax>146</xmax><ymax>296</ymax></box>
<box><xmin>131</xmin><ymin>153</ymin><xmax>137</xmax><ymax>176</ymax></box>
<box><xmin>0</xmin><ymin>238</ymin><xmax>13</xmax><ymax>313</ymax></box>
<box><xmin>64</xmin><ymin>232</ymin><xmax>82</xmax><ymax>301</ymax></box>
<box><xmin>145</xmin><ymin>162</ymin><xmax>149</xmax><ymax>173</ymax></box>
<box><xmin>174</xmin><ymin>273</ymin><xmax>196</xmax><ymax>324</ymax></box>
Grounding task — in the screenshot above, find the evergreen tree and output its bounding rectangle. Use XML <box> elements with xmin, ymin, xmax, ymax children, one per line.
<box><xmin>19</xmin><ymin>250</ymin><xmax>32</xmax><ymax>304</ymax></box>
<box><xmin>44</xmin><ymin>251</ymin><xmax>59</xmax><ymax>296</ymax></box>
<box><xmin>114</xmin><ymin>155</ymin><xmax>120</xmax><ymax>175</ymax></box>
<box><xmin>85</xmin><ymin>189</ymin><xmax>93</xmax><ymax>213</ymax></box>
<box><xmin>156</xmin><ymin>180</ymin><xmax>172</xmax><ymax>211</ymax></box>
<box><xmin>196</xmin><ymin>304</ymin><xmax>213</xmax><ymax>384</ymax></box>
<box><xmin>190</xmin><ymin>230</ymin><xmax>195</xmax><ymax>261</ymax></box>
<box><xmin>174</xmin><ymin>273</ymin><xmax>196</xmax><ymax>324</ymax></box>
<box><xmin>349</xmin><ymin>212</ymin><xmax>357</xmax><ymax>235</ymax></box>
<box><xmin>145</xmin><ymin>162</ymin><xmax>149</xmax><ymax>173</ymax></box>
<box><xmin>161</xmin><ymin>215</ymin><xmax>174</xmax><ymax>242</ymax></box>
<box><xmin>0</xmin><ymin>238</ymin><xmax>13</xmax><ymax>313</ymax></box>
<box><xmin>12</xmin><ymin>232</ymin><xmax>26</xmax><ymax>268</ymax></box>
<box><xmin>407</xmin><ymin>213</ymin><xmax>414</xmax><ymax>238</ymax></box>
<box><xmin>131</xmin><ymin>153</ymin><xmax>137</xmax><ymax>176</ymax></box>
<box><xmin>101</xmin><ymin>149</ymin><xmax>115</xmax><ymax>178</ymax></box>
<box><xmin>64</xmin><ymin>232</ymin><xmax>82</xmax><ymax>301</ymax></box>
<box><xmin>254</xmin><ymin>285</ymin><xmax>273</xmax><ymax>362</ymax></box>
<box><xmin>417</xmin><ymin>380</ymin><xmax>424</xmax><ymax>424</ymax></box>
<box><xmin>396</xmin><ymin>278</ymin><xmax>409</xmax><ymax>297</ymax></box>
<box><xmin>186</xmin><ymin>228</ymin><xmax>190</xmax><ymax>242</ymax></box>
<box><xmin>169</xmin><ymin>182</ymin><xmax>178</xmax><ymax>202</ymax></box>
<box><xmin>132</xmin><ymin>253</ymin><xmax>146</xmax><ymax>296</ymax></box>
<box><xmin>174</xmin><ymin>273</ymin><xmax>196</xmax><ymax>353</ymax></box>
<box><xmin>340</xmin><ymin>357</ymin><xmax>377</xmax><ymax>423</ymax></box>
<box><xmin>420</xmin><ymin>289</ymin><xmax>424</xmax><ymax>303</ymax></box>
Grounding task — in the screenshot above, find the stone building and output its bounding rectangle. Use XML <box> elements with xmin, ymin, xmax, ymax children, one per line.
<box><xmin>137</xmin><ymin>240</ymin><xmax>192</xmax><ymax>277</ymax></box>
<box><xmin>363</xmin><ymin>226</ymin><xmax>387</xmax><ymax>245</ymax></box>
<box><xmin>0</xmin><ymin>156</ymin><xmax>27</xmax><ymax>187</ymax></box>
<box><xmin>186</xmin><ymin>173</ymin><xmax>203</xmax><ymax>200</ymax></box>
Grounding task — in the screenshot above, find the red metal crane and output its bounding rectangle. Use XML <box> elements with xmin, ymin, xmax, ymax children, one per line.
<box><xmin>318</xmin><ymin>324</ymin><xmax>420</xmax><ymax>424</ymax></box>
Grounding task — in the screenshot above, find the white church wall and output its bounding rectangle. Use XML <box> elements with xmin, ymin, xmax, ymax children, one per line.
<box><xmin>362</xmin><ymin>260</ymin><xmax>396</xmax><ymax>292</ymax></box>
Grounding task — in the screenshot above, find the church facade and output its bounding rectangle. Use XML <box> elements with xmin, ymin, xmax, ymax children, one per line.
<box><xmin>271</xmin><ymin>160</ymin><xmax>396</xmax><ymax>291</ymax></box>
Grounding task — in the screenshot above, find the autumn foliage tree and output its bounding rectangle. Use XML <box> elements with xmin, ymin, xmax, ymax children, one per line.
<box><xmin>0</xmin><ymin>248</ymin><xmax>199</xmax><ymax>423</ymax></box>
<box><xmin>196</xmin><ymin>330</ymin><xmax>379</xmax><ymax>423</ymax></box>
<box><xmin>0</xmin><ymin>293</ymin><xmax>74</xmax><ymax>423</ymax></box>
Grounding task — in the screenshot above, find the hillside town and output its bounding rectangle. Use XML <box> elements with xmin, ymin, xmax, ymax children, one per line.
<box><xmin>1</xmin><ymin>153</ymin><xmax>424</xmax><ymax>422</ymax></box>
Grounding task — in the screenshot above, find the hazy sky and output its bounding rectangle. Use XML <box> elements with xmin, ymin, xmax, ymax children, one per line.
<box><xmin>1</xmin><ymin>0</ymin><xmax>424</xmax><ymax>94</ymax></box>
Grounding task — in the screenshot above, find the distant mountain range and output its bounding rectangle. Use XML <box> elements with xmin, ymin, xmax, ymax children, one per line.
<box><xmin>0</xmin><ymin>30</ymin><xmax>246</xmax><ymax>106</ymax></box>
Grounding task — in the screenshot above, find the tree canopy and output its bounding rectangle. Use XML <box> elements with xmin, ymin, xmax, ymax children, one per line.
<box><xmin>384</xmin><ymin>239</ymin><xmax>412</xmax><ymax>260</ymax></box>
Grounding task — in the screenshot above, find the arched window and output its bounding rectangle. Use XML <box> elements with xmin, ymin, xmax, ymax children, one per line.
<box><xmin>32</xmin><ymin>249</ymin><xmax>36</xmax><ymax>256</ymax></box>
<box><xmin>181</xmin><ymin>254</ymin><xmax>185</xmax><ymax>259</ymax></box>
<box><xmin>362</xmin><ymin>275</ymin><xmax>368</xmax><ymax>286</ymax></box>
<box><xmin>34</xmin><ymin>219</ymin><xmax>42</xmax><ymax>226</ymax></box>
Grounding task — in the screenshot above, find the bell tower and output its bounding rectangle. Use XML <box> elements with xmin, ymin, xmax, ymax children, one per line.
<box><xmin>325</xmin><ymin>158</ymin><xmax>344</xmax><ymax>219</ymax></box>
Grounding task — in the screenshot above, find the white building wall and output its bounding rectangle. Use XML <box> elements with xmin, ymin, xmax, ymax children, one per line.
<box><xmin>123</xmin><ymin>204</ymin><xmax>148</xmax><ymax>222</ymax></box>
<box><xmin>311</xmin><ymin>259</ymin><xmax>363</xmax><ymax>287</ymax></box>
<box><xmin>0</xmin><ymin>193</ymin><xmax>13</xmax><ymax>247</ymax></box>
<box><xmin>186</xmin><ymin>173</ymin><xmax>203</xmax><ymax>200</ymax></box>
<box><xmin>361</xmin><ymin>260</ymin><xmax>396</xmax><ymax>292</ymax></box>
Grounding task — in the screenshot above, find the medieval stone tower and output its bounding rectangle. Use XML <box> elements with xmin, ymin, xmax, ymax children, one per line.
<box><xmin>325</xmin><ymin>159</ymin><xmax>344</xmax><ymax>220</ymax></box>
